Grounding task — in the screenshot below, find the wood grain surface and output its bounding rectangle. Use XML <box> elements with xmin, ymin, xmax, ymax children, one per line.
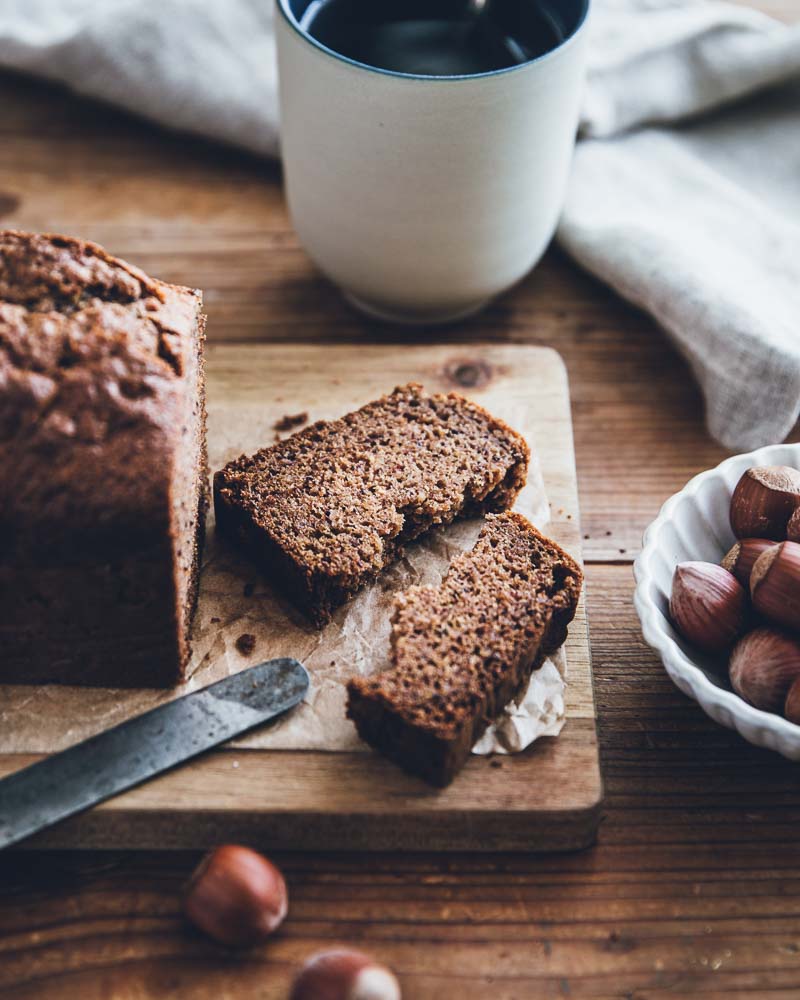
<box><xmin>2</xmin><ymin>7</ymin><xmax>800</xmax><ymax>992</ymax></box>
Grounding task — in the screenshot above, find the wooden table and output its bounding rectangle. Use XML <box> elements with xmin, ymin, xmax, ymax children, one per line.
<box><xmin>2</xmin><ymin>17</ymin><xmax>799</xmax><ymax>994</ymax></box>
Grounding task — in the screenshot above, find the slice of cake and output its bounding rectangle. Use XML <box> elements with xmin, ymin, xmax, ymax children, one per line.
<box><xmin>346</xmin><ymin>513</ymin><xmax>583</xmax><ymax>786</ymax></box>
<box><xmin>0</xmin><ymin>230</ymin><xmax>208</xmax><ymax>687</ymax></box>
<box><xmin>213</xmin><ymin>384</ymin><xmax>529</xmax><ymax>626</ymax></box>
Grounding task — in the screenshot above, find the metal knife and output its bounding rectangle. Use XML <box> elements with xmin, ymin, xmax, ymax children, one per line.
<box><xmin>0</xmin><ymin>657</ymin><xmax>309</xmax><ymax>850</ymax></box>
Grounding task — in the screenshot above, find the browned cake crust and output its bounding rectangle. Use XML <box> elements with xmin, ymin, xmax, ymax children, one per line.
<box><xmin>0</xmin><ymin>230</ymin><xmax>208</xmax><ymax>687</ymax></box>
<box><xmin>346</xmin><ymin>513</ymin><xmax>583</xmax><ymax>786</ymax></box>
<box><xmin>213</xmin><ymin>384</ymin><xmax>529</xmax><ymax>626</ymax></box>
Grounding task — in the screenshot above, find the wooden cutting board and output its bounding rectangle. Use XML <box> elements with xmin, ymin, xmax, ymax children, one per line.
<box><xmin>3</xmin><ymin>343</ymin><xmax>601</xmax><ymax>852</ymax></box>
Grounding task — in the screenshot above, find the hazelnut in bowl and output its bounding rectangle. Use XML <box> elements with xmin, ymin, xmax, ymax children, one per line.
<box><xmin>634</xmin><ymin>443</ymin><xmax>800</xmax><ymax>760</ymax></box>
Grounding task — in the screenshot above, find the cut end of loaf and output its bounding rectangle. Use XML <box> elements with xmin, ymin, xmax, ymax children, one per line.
<box><xmin>0</xmin><ymin>229</ymin><xmax>208</xmax><ymax>687</ymax></box>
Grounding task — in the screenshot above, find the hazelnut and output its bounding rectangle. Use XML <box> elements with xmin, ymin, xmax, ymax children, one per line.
<box><xmin>720</xmin><ymin>538</ymin><xmax>774</xmax><ymax>587</ymax></box>
<box><xmin>787</xmin><ymin>506</ymin><xmax>800</xmax><ymax>543</ymax></box>
<box><xmin>750</xmin><ymin>541</ymin><xmax>800</xmax><ymax>631</ymax></box>
<box><xmin>290</xmin><ymin>949</ymin><xmax>401</xmax><ymax>1000</ymax></box>
<box><xmin>729</xmin><ymin>465</ymin><xmax>800</xmax><ymax>540</ymax></box>
<box><xmin>729</xmin><ymin>628</ymin><xmax>800</xmax><ymax>713</ymax></box>
<box><xmin>786</xmin><ymin>677</ymin><xmax>800</xmax><ymax>725</ymax></box>
<box><xmin>669</xmin><ymin>562</ymin><xmax>747</xmax><ymax>653</ymax></box>
<box><xmin>183</xmin><ymin>845</ymin><xmax>288</xmax><ymax>948</ymax></box>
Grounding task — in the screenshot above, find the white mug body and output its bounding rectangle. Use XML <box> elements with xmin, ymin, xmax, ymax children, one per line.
<box><xmin>276</xmin><ymin>1</ymin><xmax>589</xmax><ymax>324</ymax></box>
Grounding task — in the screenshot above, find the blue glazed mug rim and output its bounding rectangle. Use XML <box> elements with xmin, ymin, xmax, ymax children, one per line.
<box><xmin>276</xmin><ymin>0</ymin><xmax>591</xmax><ymax>82</ymax></box>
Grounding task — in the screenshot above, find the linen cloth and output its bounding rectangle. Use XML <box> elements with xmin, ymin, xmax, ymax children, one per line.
<box><xmin>1</xmin><ymin>0</ymin><xmax>799</xmax><ymax>449</ymax></box>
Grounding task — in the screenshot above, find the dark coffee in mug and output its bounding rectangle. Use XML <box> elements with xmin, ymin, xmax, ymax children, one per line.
<box><xmin>299</xmin><ymin>0</ymin><xmax>564</xmax><ymax>76</ymax></box>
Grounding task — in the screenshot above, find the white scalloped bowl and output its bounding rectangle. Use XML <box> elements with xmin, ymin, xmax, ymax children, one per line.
<box><xmin>634</xmin><ymin>443</ymin><xmax>800</xmax><ymax>760</ymax></box>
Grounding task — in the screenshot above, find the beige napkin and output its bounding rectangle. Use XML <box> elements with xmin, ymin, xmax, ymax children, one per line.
<box><xmin>2</xmin><ymin>0</ymin><xmax>797</xmax><ymax>449</ymax></box>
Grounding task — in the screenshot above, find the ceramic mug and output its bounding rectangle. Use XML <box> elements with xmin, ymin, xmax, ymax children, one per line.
<box><xmin>275</xmin><ymin>0</ymin><xmax>590</xmax><ymax>325</ymax></box>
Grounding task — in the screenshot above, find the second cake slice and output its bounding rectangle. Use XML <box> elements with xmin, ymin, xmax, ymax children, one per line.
<box><xmin>346</xmin><ymin>513</ymin><xmax>583</xmax><ymax>786</ymax></box>
<box><xmin>214</xmin><ymin>383</ymin><xmax>529</xmax><ymax>625</ymax></box>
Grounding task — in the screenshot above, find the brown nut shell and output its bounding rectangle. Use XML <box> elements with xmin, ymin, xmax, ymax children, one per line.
<box><xmin>183</xmin><ymin>845</ymin><xmax>288</xmax><ymax>948</ymax></box>
<box><xmin>729</xmin><ymin>627</ymin><xmax>800</xmax><ymax>714</ymax></box>
<box><xmin>669</xmin><ymin>562</ymin><xmax>747</xmax><ymax>653</ymax></box>
<box><xmin>788</xmin><ymin>507</ymin><xmax>800</xmax><ymax>543</ymax></box>
<box><xmin>750</xmin><ymin>541</ymin><xmax>800</xmax><ymax>632</ymax></box>
<box><xmin>721</xmin><ymin>538</ymin><xmax>774</xmax><ymax>587</ymax></box>
<box><xmin>786</xmin><ymin>677</ymin><xmax>800</xmax><ymax>725</ymax></box>
<box><xmin>729</xmin><ymin>465</ymin><xmax>800</xmax><ymax>540</ymax></box>
<box><xmin>290</xmin><ymin>949</ymin><xmax>402</xmax><ymax>1000</ymax></box>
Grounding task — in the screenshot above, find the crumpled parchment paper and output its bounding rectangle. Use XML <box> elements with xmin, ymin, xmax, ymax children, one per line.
<box><xmin>472</xmin><ymin>659</ymin><xmax>566</xmax><ymax>755</ymax></box>
<box><xmin>0</xmin><ymin>455</ymin><xmax>565</xmax><ymax>754</ymax></box>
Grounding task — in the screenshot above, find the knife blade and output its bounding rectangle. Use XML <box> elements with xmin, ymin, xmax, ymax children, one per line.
<box><xmin>0</xmin><ymin>657</ymin><xmax>309</xmax><ymax>850</ymax></box>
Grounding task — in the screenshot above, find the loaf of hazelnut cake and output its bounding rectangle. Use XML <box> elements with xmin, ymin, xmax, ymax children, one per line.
<box><xmin>214</xmin><ymin>383</ymin><xmax>529</xmax><ymax>626</ymax></box>
<box><xmin>0</xmin><ymin>231</ymin><xmax>208</xmax><ymax>686</ymax></box>
<box><xmin>347</xmin><ymin>513</ymin><xmax>583</xmax><ymax>786</ymax></box>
